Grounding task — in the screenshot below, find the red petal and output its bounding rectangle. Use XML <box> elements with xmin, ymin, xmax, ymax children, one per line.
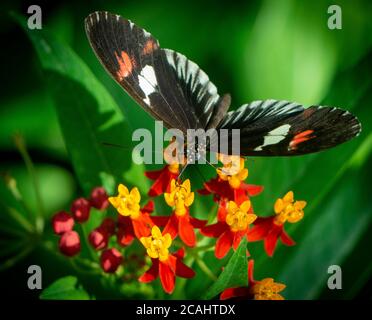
<box><xmin>241</xmin><ymin>183</ymin><xmax>264</xmax><ymax>196</ymax></box>
<box><xmin>220</xmin><ymin>287</ymin><xmax>250</xmax><ymax>300</ymax></box>
<box><xmin>247</xmin><ymin>217</ymin><xmax>273</xmax><ymax>242</ymax></box>
<box><xmin>200</xmin><ymin>222</ymin><xmax>226</xmax><ymax>238</ymax></box>
<box><xmin>142</xmin><ymin>200</ymin><xmax>154</xmax><ymax>213</ymax></box>
<box><xmin>117</xmin><ymin>218</ymin><xmax>135</xmax><ymax>246</ymax></box>
<box><xmin>144</xmin><ymin>167</ymin><xmax>164</xmax><ymax>180</ymax></box>
<box><xmin>233</xmin><ymin>188</ymin><xmax>249</xmax><ymax>205</ymax></box>
<box><xmin>264</xmin><ymin>225</ymin><xmax>282</xmax><ymax>257</ymax></box>
<box><xmin>215</xmin><ymin>230</ymin><xmax>233</xmax><ymax>259</ymax></box>
<box><xmin>139</xmin><ymin>260</ymin><xmax>159</xmax><ymax>283</ymax></box>
<box><xmin>132</xmin><ymin>215</ymin><xmax>152</xmax><ymax>239</ymax></box>
<box><xmin>174</xmin><ymin>247</ymin><xmax>185</xmax><ymax>259</ymax></box>
<box><xmin>248</xmin><ymin>259</ymin><xmax>255</xmax><ymax>284</ymax></box>
<box><xmin>146</xmin><ymin>167</ymin><xmax>173</xmax><ymax>197</ymax></box>
<box><xmin>159</xmin><ymin>260</ymin><xmax>176</xmax><ymax>294</ymax></box>
<box><xmin>163</xmin><ymin>214</ymin><xmax>179</xmax><ymax>239</ymax></box>
<box><xmin>175</xmin><ymin>259</ymin><xmax>195</xmax><ymax>278</ymax></box>
<box><xmin>280</xmin><ymin>229</ymin><xmax>296</xmax><ymax>246</ymax></box>
<box><xmin>232</xmin><ymin>231</ymin><xmax>244</xmax><ymax>250</ymax></box>
<box><xmin>178</xmin><ymin>215</ymin><xmax>196</xmax><ymax>247</ymax></box>
<box><xmin>190</xmin><ymin>216</ymin><xmax>207</xmax><ymax>228</ymax></box>
<box><xmin>151</xmin><ymin>215</ymin><xmax>170</xmax><ymax>227</ymax></box>
<box><xmin>217</xmin><ymin>201</ymin><xmax>228</xmax><ymax>221</ymax></box>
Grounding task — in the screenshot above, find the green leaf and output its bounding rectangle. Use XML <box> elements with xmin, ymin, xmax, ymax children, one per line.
<box><xmin>201</xmin><ymin>238</ymin><xmax>248</xmax><ymax>299</ymax></box>
<box><xmin>40</xmin><ymin>276</ymin><xmax>90</xmax><ymax>300</ymax></box>
<box><xmin>13</xmin><ymin>13</ymin><xmax>143</xmax><ymax>194</ymax></box>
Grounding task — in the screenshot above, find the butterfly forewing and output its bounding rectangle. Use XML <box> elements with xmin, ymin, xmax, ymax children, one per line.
<box><xmin>85</xmin><ymin>11</ymin><xmax>221</xmax><ymax>132</ymax></box>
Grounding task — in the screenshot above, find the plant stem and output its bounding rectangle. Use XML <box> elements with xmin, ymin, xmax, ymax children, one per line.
<box><xmin>13</xmin><ymin>133</ymin><xmax>45</xmax><ymax>233</ymax></box>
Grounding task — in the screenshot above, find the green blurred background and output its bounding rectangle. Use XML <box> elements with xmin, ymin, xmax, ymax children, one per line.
<box><xmin>0</xmin><ymin>0</ymin><xmax>371</xmax><ymax>299</ymax></box>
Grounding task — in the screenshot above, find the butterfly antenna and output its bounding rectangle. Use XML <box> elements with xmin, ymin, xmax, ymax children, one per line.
<box><xmin>177</xmin><ymin>163</ymin><xmax>189</xmax><ymax>182</ymax></box>
<box><xmin>101</xmin><ymin>142</ymin><xmax>163</xmax><ymax>154</ymax></box>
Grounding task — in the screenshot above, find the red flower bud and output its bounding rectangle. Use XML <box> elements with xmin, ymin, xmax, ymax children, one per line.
<box><xmin>90</xmin><ymin>187</ymin><xmax>109</xmax><ymax>210</ymax></box>
<box><xmin>100</xmin><ymin>248</ymin><xmax>123</xmax><ymax>273</ymax></box>
<box><xmin>59</xmin><ymin>231</ymin><xmax>81</xmax><ymax>257</ymax></box>
<box><xmin>88</xmin><ymin>227</ymin><xmax>109</xmax><ymax>250</ymax></box>
<box><xmin>52</xmin><ymin>211</ymin><xmax>74</xmax><ymax>235</ymax></box>
<box><xmin>101</xmin><ymin>217</ymin><xmax>116</xmax><ymax>235</ymax></box>
<box><xmin>71</xmin><ymin>197</ymin><xmax>91</xmax><ymax>223</ymax></box>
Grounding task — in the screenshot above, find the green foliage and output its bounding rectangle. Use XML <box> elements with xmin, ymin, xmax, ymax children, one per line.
<box><xmin>40</xmin><ymin>276</ymin><xmax>91</xmax><ymax>300</ymax></box>
<box><xmin>202</xmin><ymin>239</ymin><xmax>248</xmax><ymax>299</ymax></box>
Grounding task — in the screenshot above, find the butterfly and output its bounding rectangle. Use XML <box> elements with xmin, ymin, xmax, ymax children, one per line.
<box><xmin>85</xmin><ymin>11</ymin><xmax>361</xmax><ymax>161</ymax></box>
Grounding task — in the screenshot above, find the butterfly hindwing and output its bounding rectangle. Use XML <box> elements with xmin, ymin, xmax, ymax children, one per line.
<box><xmin>85</xmin><ymin>11</ymin><xmax>220</xmax><ymax>132</ymax></box>
<box><xmin>217</xmin><ymin>100</ymin><xmax>361</xmax><ymax>156</ymax></box>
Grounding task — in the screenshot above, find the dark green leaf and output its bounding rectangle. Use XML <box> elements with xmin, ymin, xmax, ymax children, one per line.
<box><xmin>40</xmin><ymin>276</ymin><xmax>90</xmax><ymax>300</ymax></box>
<box><xmin>201</xmin><ymin>238</ymin><xmax>248</xmax><ymax>299</ymax></box>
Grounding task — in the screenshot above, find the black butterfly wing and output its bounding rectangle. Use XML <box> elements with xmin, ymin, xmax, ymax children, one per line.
<box><xmin>85</xmin><ymin>11</ymin><xmax>221</xmax><ymax>132</ymax></box>
<box><xmin>216</xmin><ymin>100</ymin><xmax>361</xmax><ymax>156</ymax></box>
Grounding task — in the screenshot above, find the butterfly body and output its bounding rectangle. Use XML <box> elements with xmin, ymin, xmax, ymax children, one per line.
<box><xmin>85</xmin><ymin>11</ymin><xmax>361</xmax><ymax>158</ymax></box>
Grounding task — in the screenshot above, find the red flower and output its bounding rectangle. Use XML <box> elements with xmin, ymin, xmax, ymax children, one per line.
<box><xmin>247</xmin><ymin>216</ymin><xmax>296</xmax><ymax>257</ymax></box>
<box><xmin>59</xmin><ymin>231</ymin><xmax>81</xmax><ymax>257</ymax></box>
<box><xmin>71</xmin><ymin>197</ymin><xmax>91</xmax><ymax>223</ymax></box>
<box><xmin>139</xmin><ymin>226</ymin><xmax>195</xmax><ymax>294</ymax></box>
<box><xmin>247</xmin><ymin>191</ymin><xmax>306</xmax><ymax>256</ymax></box>
<box><xmin>201</xmin><ymin>200</ymin><xmax>256</xmax><ymax>259</ymax></box>
<box><xmin>145</xmin><ymin>164</ymin><xmax>179</xmax><ymax>197</ymax></box>
<box><xmin>163</xmin><ymin>209</ymin><xmax>206</xmax><ymax>247</ymax></box>
<box><xmin>100</xmin><ymin>248</ymin><xmax>123</xmax><ymax>273</ymax></box>
<box><xmin>90</xmin><ymin>187</ymin><xmax>109</xmax><ymax>210</ymax></box>
<box><xmin>163</xmin><ymin>179</ymin><xmax>206</xmax><ymax>247</ymax></box>
<box><xmin>199</xmin><ymin>177</ymin><xmax>263</xmax><ymax>204</ymax></box>
<box><xmin>220</xmin><ymin>260</ymin><xmax>286</xmax><ymax>300</ymax></box>
<box><xmin>52</xmin><ymin>211</ymin><xmax>74</xmax><ymax>235</ymax></box>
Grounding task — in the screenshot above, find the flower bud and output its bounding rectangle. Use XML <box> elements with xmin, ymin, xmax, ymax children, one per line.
<box><xmin>90</xmin><ymin>187</ymin><xmax>109</xmax><ymax>210</ymax></box>
<box><xmin>59</xmin><ymin>231</ymin><xmax>81</xmax><ymax>257</ymax></box>
<box><xmin>100</xmin><ymin>248</ymin><xmax>123</xmax><ymax>273</ymax></box>
<box><xmin>101</xmin><ymin>217</ymin><xmax>116</xmax><ymax>235</ymax></box>
<box><xmin>52</xmin><ymin>211</ymin><xmax>74</xmax><ymax>235</ymax></box>
<box><xmin>88</xmin><ymin>227</ymin><xmax>109</xmax><ymax>250</ymax></box>
<box><xmin>71</xmin><ymin>197</ymin><xmax>91</xmax><ymax>223</ymax></box>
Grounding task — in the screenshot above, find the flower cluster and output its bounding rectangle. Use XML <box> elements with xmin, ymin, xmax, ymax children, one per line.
<box><xmin>51</xmin><ymin>150</ymin><xmax>306</xmax><ymax>299</ymax></box>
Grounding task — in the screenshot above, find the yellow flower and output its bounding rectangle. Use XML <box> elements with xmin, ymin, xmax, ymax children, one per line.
<box><xmin>226</xmin><ymin>200</ymin><xmax>257</xmax><ymax>232</ymax></box>
<box><xmin>140</xmin><ymin>226</ymin><xmax>172</xmax><ymax>261</ymax></box>
<box><xmin>273</xmin><ymin>191</ymin><xmax>306</xmax><ymax>225</ymax></box>
<box><xmin>109</xmin><ymin>184</ymin><xmax>141</xmax><ymax>219</ymax></box>
<box><xmin>164</xmin><ymin>179</ymin><xmax>194</xmax><ymax>216</ymax></box>
<box><xmin>217</xmin><ymin>154</ymin><xmax>248</xmax><ymax>189</ymax></box>
<box><xmin>251</xmin><ymin>278</ymin><xmax>286</xmax><ymax>300</ymax></box>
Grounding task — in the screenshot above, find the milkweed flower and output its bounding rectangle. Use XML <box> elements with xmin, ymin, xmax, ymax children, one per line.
<box><xmin>201</xmin><ymin>200</ymin><xmax>257</xmax><ymax>258</ymax></box>
<box><xmin>198</xmin><ymin>155</ymin><xmax>263</xmax><ymax>204</ymax></box>
<box><xmin>145</xmin><ymin>163</ymin><xmax>179</xmax><ymax>197</ymax></box>
<box><xmin>220</xmin><ymin>260</ymin><xmax>286</xmax><ymax>300</ymax></box>
<box><xmin>139</xmin><ymin>226</ymin><xmax>195</xmax><ymax>294</ymax></box>
<box><xmin>109</xmin><ymin>184</ymin><xmax>155</xmax><ymax>239</ymax></box>
<box><xmin>247</xmin><ymin>191</ymin><xmax>306</xmax><ymax>256</ymax></box>
<box><xmin>163</xmin><ymin>179</ymin><xmax>206</xmax><ymax>247</ymax></box>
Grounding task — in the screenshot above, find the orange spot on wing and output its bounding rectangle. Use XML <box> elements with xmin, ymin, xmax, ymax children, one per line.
<box><xmin>115</xmin><ymin>51</ymin><xmax>133</xmax><ymax>80</ymax></box>
<box><xmin>142</xmin><ymin>40</ymin><xmax>158</xmax><ymax>55</ymax></box>
<box><xmin>289</xmin><ymin>130</ymin><xmax>315</xmax><ymax>150</ymax></box>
